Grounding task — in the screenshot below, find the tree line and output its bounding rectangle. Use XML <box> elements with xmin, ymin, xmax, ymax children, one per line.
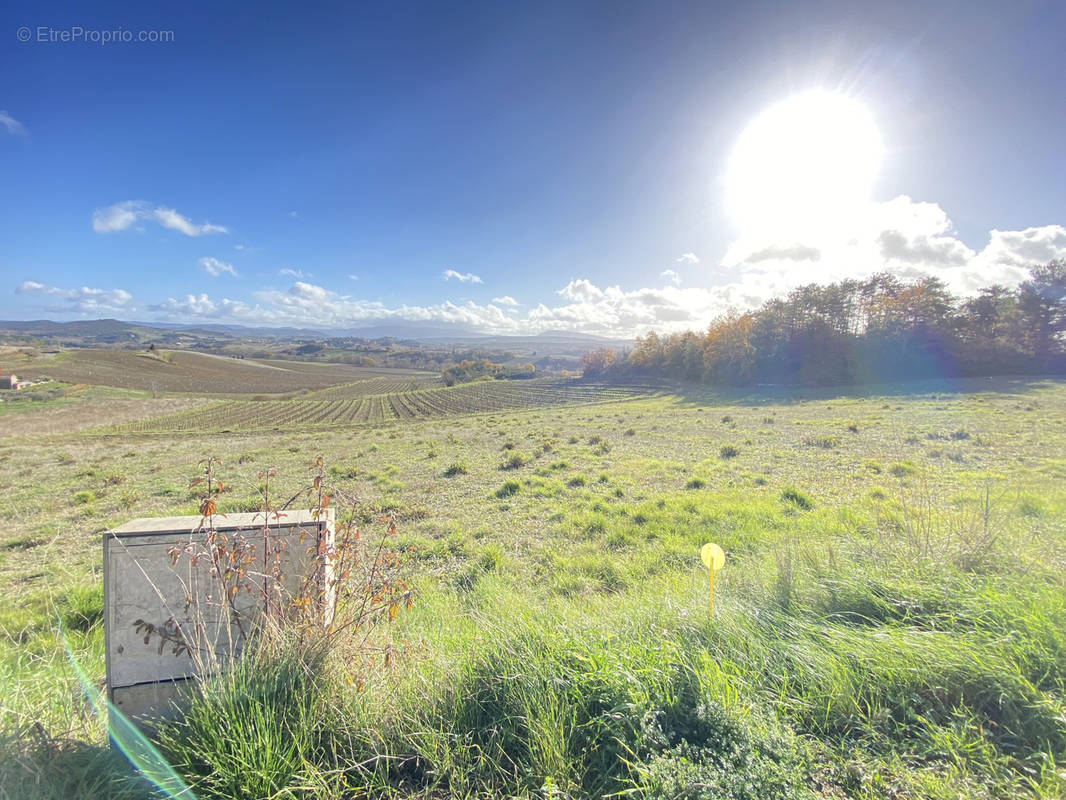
<box><xmin>582</xmin><ymin>260</ymin><xmax>1066</xmax><ymax>386</ymax></box>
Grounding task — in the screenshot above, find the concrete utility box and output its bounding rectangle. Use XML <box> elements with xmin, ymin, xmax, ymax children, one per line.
<box><xmin>103</xmin><ymin>510</ymin><xmax>334</xmax><ymax>723</ymax></box>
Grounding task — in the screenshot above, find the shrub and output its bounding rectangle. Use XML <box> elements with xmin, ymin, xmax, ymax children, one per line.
<box><xmin>567</xmin><ymin>475</ymin><xmax>587</xmax><ymax>488</ymax></box>
<box><xmin>496</xmin><ymin>479</ymin><xmax>521</xmax><ymax>498</ymax></box>
<box><xmin>889</xmin><ymin>461</ymin><xmax>918</xmax><ymax>478</ymax></box>
<box><xmin>443</xmin><ymin>462</ymin><xmax>468</xmax><ymax>477</ymax></box>
<box><xmin>780</xmin><ymin>487</ymin><xmax>813</xmax><ymax>510</ymax></box>
<box><xmin>686</xmin><ymin>477</ymin><xmax>707</xmax><ymax>489</ymax></box>
<box><xmin>803</xmin><ymin>434</ymin><xmax>839</xmax><ymax>449</ymax></box>
<box><xmin>329</xmin><ymin>463</ymin><xmax>361</xmax><ymax>480</ymax></box>
<box><xmin>73</xmin><ymin>490</ymin><xmax>96</xmax><ymax>505</ymax></box>
<box><xmin>500</xmin><ymin>451</ymin><xmax>530</xmax><ymax>470</ymax></box>
<box><xmin>720</xmin><ymin>445</ymin><xmax>740</xmax><ymax>459</ymax></box>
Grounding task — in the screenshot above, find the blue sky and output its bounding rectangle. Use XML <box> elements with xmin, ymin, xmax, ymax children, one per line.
<box><xmin>2</xmin><ymin>0</ymin><xmax>1065</xmax><ymax>336</ymax></box>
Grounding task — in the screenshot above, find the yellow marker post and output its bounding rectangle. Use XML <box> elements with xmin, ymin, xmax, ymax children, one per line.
<box><xmin>700</xmin><ymin>543</ymin><xmax>725</xmax><ymax>615</ymax></box>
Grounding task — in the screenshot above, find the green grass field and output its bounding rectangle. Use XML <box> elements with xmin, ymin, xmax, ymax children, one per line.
<box><xmin>1</xmin><ymin>373</ymin><xmax>1064</xmax><ymax>799</ymax></box>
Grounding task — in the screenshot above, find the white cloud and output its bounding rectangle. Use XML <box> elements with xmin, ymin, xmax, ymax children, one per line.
<box><xmin>558</xmin><ymin>279</ymin><xmax>604</xmax><ymax>303</ymax></box>
<box><xmin>720</xmin><ymin>195</ymin><xmax>1066</xmax><ymax>300</ymax></box>
<box><xmin>200</xmin><ymin>257</ymin><xmax>238</xmax><ymax>278</ymax></box>
<box><xmin>92</xmin><ymin>201</ymin><xmax>227</xmax><ymax>236</ymax></box>
<box><xmin>348</xmin><ymin>274</ymin><xmax>359</xmax><ymax>281</ymax></box>
<box><xmin>677</xmin><ymin>252</ymin><xmax>700</xmax><ymax>264</ymax></box>
<box><xmin>279</xmin><ymin>268</ymin><xmax>308</xmax><ymax>279</ymax></box>
<box><xmin>443</xmin><ymin>269</ymin><xmax>483</xmax><ymax>284</ymax></box>
<box><xmin>69</xmin><ymin>194</ymin><xmax>1066</xmax><ymax>339</ymax></box>
<box><xmin>153</xmin><ymin>293</ymin><xmax>254</xmax><ymax>318</ymax></box>
<box><xmin>744</xmin><ymin>244</ymin><xmax>821</xmax><ymax>264</ymax></box>
<box><xmin>16</xmin><ymin>280</ymin><xmax>134</xmax><ymax>313</ymax></box>
<box><xmin>0</xmin><ymin>111</ymin><xmax>26</xmax><ymax>136</ymax></box>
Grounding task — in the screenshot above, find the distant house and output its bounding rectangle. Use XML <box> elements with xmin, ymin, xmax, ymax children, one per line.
<box><xmin>0</xmin><ymin>373</ymin><xmax>25</xmax><ymax>390</ymax></box>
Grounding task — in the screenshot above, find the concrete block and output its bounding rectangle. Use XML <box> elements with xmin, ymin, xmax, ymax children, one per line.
<box><xmin>103</xmin><ymin>510</ymin><xmax>334</xmax><ymax>723</ymax></box>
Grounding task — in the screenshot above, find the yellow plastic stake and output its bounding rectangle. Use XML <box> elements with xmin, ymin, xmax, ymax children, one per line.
<box><xmin>700</xmin><ymin>543</ymin><xmax>725</xmax><ymax>615</ymax></box>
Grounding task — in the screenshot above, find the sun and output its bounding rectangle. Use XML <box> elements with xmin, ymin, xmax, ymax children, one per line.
<box><xmin>724</xmin><ymin>90</ymin><xmax>882</xmax><ymax>238</ymax></box>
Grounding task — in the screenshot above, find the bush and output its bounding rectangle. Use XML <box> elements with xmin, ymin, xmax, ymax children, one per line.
<box><xmin>72</xmin><ymin>490</ymin><xmax>96</xmax><ymax>505</ymax></box>
<box><xmin>686</xmin><ymin>477</ymin><xmax>707</xmax><ymax>489</ymax></box>
<box><xmin>803</xmin><ymin>434</ymin><xmax>839</xmax><ymax>449</ymax></box>
<box><xmin>500</xmin><ymin>451</ymin><xmax>530</xmax><ymax>470</ymax></box>
<box><xmin>329</xmin><ymin>463</ymin><xmax>361</xmax><ymax>480</ymax></box>
<box><xmin>496</xmin><ymin>479</ymin><xmax>521</xmax><ymax>498</ymax></box>
<box><xmin>443</xmin><ymin>462</ymin><xmax>468</xmax><ymax>477</ymax></box>
<box><xmin>888</xmin><ymin>461</ymin><xmax>919</xmax><ymax>478</ymax></box>
<box><xmin>719</xmin><ymin>444</ymin><xmax>740</xmax><ymax>459</ymax></box>
<box><xmin>780</xmin><ymin>487</ymin><xmax>813</xmax><ymax>510</ymax></box>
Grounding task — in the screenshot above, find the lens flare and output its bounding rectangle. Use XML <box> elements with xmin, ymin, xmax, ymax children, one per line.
<box><xmin>62</xmin><ymin>626</ymin><xmax>197</xmax><ymax>799</ymax></box>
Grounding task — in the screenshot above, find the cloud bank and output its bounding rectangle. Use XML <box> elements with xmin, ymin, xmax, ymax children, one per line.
<box><xmin>16</xmin><ymin>280</ymin><xmax>134</xmax><ymax>314</ymax></box>
<box><xmin>140</xmin><ymin>196</ymin><xmax>1065</xmax><ymax>338</ymax></box>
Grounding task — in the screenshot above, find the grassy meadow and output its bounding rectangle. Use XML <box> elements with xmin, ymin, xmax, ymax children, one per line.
<box><xmin>1</xmin><ymin>363</ymin><xmax>1064</xmax><ymax>799</ymax></box>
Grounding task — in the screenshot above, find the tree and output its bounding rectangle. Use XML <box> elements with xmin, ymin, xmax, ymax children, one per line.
<box><xmin>579</xmin><ymin>347</ymin><xmax>616</xmax><ymax>377</ymax></box>
<box><xmin>1017</xmin><ymin>259</ymin><xmax>1066</xmax><ymax>364</ymax></box>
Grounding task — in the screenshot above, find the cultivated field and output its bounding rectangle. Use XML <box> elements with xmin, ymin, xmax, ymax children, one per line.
<box><xmin>105</xmin><ymin>378</ymin><xmax>663</xmax><ymax>433</ymax></box>
<box><xmin>0</xmin><ymin>349</ymin><xmax>436</xmax><ymax>396</ymax></box>
<box><xmin>0</xmin><ymin>371</ymin><xmax>1064</xmax><ymax>799</ymax></box>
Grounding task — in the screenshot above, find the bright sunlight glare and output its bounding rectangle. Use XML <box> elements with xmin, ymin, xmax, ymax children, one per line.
<box><xmin>724</xmin><ymin>89</ymin><xmax>883</xmax><ymax>238</ymax></box>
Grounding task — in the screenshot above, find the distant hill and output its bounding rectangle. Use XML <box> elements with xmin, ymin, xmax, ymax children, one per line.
<box><xmin>0</xmin><ymin>318</ymin><xmax>146</xmax><ymax>337</ymax></box>
<box><xmin>0</xmin><ymin>318</ymin><xmax>632</xmax><ymax>353</ymax></box>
